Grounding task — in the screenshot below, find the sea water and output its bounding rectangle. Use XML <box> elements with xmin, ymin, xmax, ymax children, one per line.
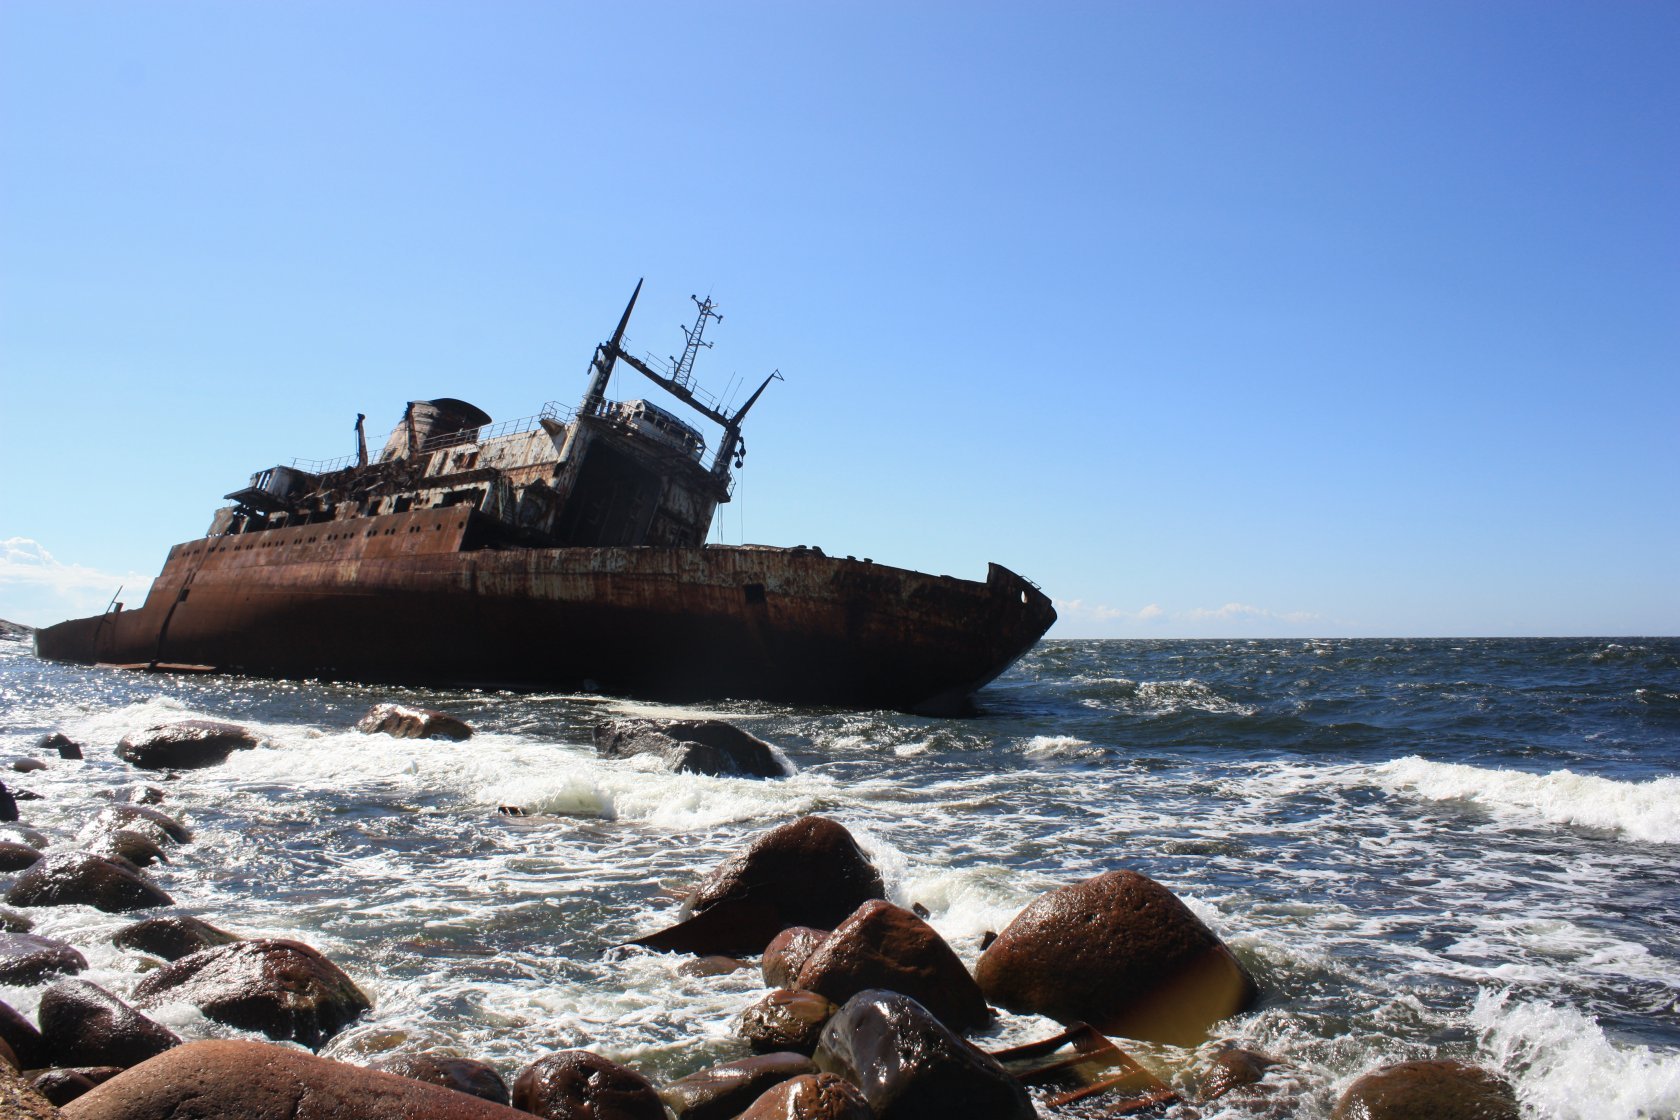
<box><xmin>0</xmin><ymin>635</ymin><xmax>1676</xmax><ymax>1118</ymax></box>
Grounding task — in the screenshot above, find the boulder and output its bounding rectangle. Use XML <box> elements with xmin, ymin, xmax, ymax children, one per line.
<box><xmin>763</xmin><ymin>926</ymin><xmax>829</xmax><ymax>988</ymax></box>
<box><xmin>368</xmin><ymin>1053</ymin><xmax>510</xmax><ymax>1105</ymax></box>
<box><xmin>6</xmin><ymin>853</ymin><xmax>173</xmax><ymax>913</ymax></box>
<box><xmin>85</xmin><ymin>831</ymin><xmax>168</xmax><ymax>870</ymax></box>
<box><xmin>735</xmin><ymin>1073</ymin><xmax>873</xmax><ymax>1120</ymax></box>
<box><xmin>0</xmin><ymin>908</ymin><xmax>34</xmax><ymax>932</ymax></box>
<box><xmin>634</xmin><ymin>817</ymin><xmax>884</xmax><ymax>956</ymax></box>
<box><xmin>115</xmin><ymin>720</ymin><xmax>257</xmax><ymax>770</ymax></box>
<box><xmin>0</xmin><ymin>932</ymin><xmax>88</xmax><ymax>985</ymax></box>
<box><xmin>739</xmin><ymin>989</ymin><xmax>839</xmax><ymax>1055</ymax></box>
<box><xmin>594</xmin><ymin>719</ymin><xmax>790</xmax><ymax>778</ymax></box>
<box><xmin>659</xmin><ymin>1053</ymin><xmax>816</xmax><ymax>1120</ymax></box>
<box><xmin>357</xmin><ymin>704</ymin><xmax>473</xmax><ymax>741</ymax></box>
<box><xmin>38</xmin><ymin>733</ymin><xmax>83</xmax><ymax>760</ymax></box>
<box><xmin>0</xmin><ymin>842</ymin><xmax>43</xmax><ymax>872</ymax></box>
<box><xmin>132</xmin><ymin>938</ymin><xmax>370</xmax><ymax>1050</ymax></box>
<box><xmin>975</xmin><ymin>869</ymin><xmax>1258</xmax><ymax>1046</ymax></box>
<box><xmin>813</xmin><ymin>990</ymin><xmax>1034</xmax><ymax>1120</ymax></box>
<box><xmin>511</xmin><ymin>1050</ymin><xmax>663</xmax><ymax>1120</ymax></box>
<box><xmin>59</xmin><ymin>1039</ymin><xmax>535</xmax><ymax>1119</ymax></box>
<box><xmin>1</xmin><ymin>997</ymin><xmax>47</xmax><ymax>1068</ymax></box>
<box><xmin>0</xmin><ymin>1054</ymin><xmax>60</xmax><ymax>1120</ymax></box>
<box><xmin>83</xmin><ymin>806</ymin><xmax>190</xmax><ymax>845</ymax></box>
<box><xmin>9</xmin><ymin>758</ymin><xmax>47</xmax><ymax>774</ymax></box>
<box><xmin>111</xmin><ymin>916</ymin><xmax>239</xmax><ymax>961</ymax></box>
<box><xmin>37</xmin><ymin>981</ymin><xmax>179</xmax><ymax>1069</ymax></box>
<box><xmin>0</xmin><ymin>783</ymin><xmax>16</xmax><ymax>823</ymax></box>
<box><xmin>1331</xmin><ymin>1059</ymin><xmax>1519</xmax><ymax>1120</ymax></box>
<box><xmin>0</xmin><ymin>1036</ymin><xmax>13</xmax><ymax>1071</ymax></box>
<box><xmin>795</xmin><ymin>900</ymin><xmax>989</xmax><ymax>1033</ymax></box>
<box><xmin>1199</xmin><ymin>1045</ymin><xmax>1280</xmax><ymax>1100</ymax></box>
<box><xmin>32</xmin><ymin>1069</ymin><xmax>110</xmax><ymax>1106</ymax></box>
<box><xmin>0</xmin><ymin>826</ymin><xmax>51</xmax><ymax>849</ymax></box>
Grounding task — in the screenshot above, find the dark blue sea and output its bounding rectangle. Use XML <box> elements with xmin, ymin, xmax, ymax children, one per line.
<box><xmin>2</xmin><ymin>635</ymin><xmax>1677</xmax><ymax>1117</ymax></box>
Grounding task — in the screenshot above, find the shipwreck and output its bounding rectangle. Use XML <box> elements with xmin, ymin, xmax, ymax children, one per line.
<box><xmin>35</xmin><ymin>283</ymin><xmax>1056</xmax><ymax>713</ymax></box>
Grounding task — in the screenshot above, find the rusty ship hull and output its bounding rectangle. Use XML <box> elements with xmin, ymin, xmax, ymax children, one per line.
<box><xmin>35</xmin><ymin>507</ymin><xmax>1056</xmax><ymax>713</ymax></box>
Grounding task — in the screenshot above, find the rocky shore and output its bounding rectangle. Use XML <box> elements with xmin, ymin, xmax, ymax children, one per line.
<box><xmin>0</xmin><ymin>710</ymin><xmax>1521</xmax><ymax>1120</ymax></box>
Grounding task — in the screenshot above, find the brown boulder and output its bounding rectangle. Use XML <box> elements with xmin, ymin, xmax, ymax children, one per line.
<box><xmin>739</xmin><ymin>989</ymin><xmax>839</xmax><ymax>1055</ymax></box>
<box><xmin>1</xmin><ymin>997</ymin><xmax>47</xmax><ymax>1068</ymax></box>
<box><xmin>32</xmin><ymin>1069</ymin><xmax>108</xmax><ymax>1106</ymax></box>
<box><xmin>595</xmin><ymin>719</ymin><xmax>791</xmax><ymax>778</ymax></box>
<box><xmin>635</xmin><ymin>817</ymin><xmax>884</xmax><ymax>956</ymax></box>
<box><xmin>111</xmin><ymin>916</ymin><xmax>239</xmax><ymax>961</ymax></box>
<box><xmin>115</xmin><ymin>720</ymin><xmax>257</xmax><ymax>770</ymax></box>
<box><xmin>369</xmin><ymin>1053</ymin><xmax>510</xmax><ymax>1105</ymax></box>
<box><xmin>1332</xmin><ymin>1059</ymin><xmax>1519</xmax><ymax>1120</ymax></box>
<box><xmin>0</xmin><ymin>841</ymin><xmax>43</xmax><ymax>872</ymax></box>
<box><xmin>357</xmin><ymin>704</ymin><xmax>473</xmax><ymax>741</ymax></box>
<box><xmin>132</xmin><ymin>938</ymin><xmax>370</xmax><ymax>1050</ymax></box>
<box><xmin>813</xmin><ymin>989</ymin><xmax>1033</xmax><ymax>1120</ymax></box>
<box><xmin>59</xmin><ymin>1038</ymin><xmax>535</xmax><ymax>1119</ymax></box>
<box><xmin>1199</xmin><ymin>1045</ymin><xmax>1281</xmax><ymax>1100</ymax></box>
<box><xmin>795</xmin><ymin>900</ymin><xmax>989</xmax><ymax>1033</ymax></box>
<box><xmin>735</xmin><ymin>1073</ymin><xmax>872</xmax><ymax>1120</ymax></box>
<box><xmin>0</xmin><ymin>932</ymin><xmax>88</xmax><ymax>985</ymax></box>
<box><xmin>975</xmin><ymin>869</ymin><xmax>1257</xmax><ymax>1046</ymax></box>
<box><xmin>6</xmin><ymin>853</ymin><xmax>173</xmax><ymax>913</ymax></box>
<box><xmin>763</xmin><ymin>926</ymin><xmax>829</xmax><ymax>988</ymax></box>
<box><xmin>511</xmin><ymin>1049</ymin><xmax>663</xmax><ymax>1120</ymax></box>
<box><xmin>85</xmin><ymin>831</ymin><xmax>168</xmax><ymax>869</ymax></box>
<box><xmin>38</xmin><ymin>733</ymin><xmax>83</xmax><ymax>760</ymax></box>
<box><xmin>0</xmin><ymin>825</ymin><xmax>50</xmax><ymax>849</ymax></box>
<box><xmin>38</xmin><ymin>980</ymin><xmax>180</xmax><ymax>1069</ymax></box>
<box><xmin>659</xmin><ymin>1052</ymin><xmax>816</xmax><ymax>1120</ymax></box>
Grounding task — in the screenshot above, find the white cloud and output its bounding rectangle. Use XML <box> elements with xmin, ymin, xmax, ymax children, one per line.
<box><xmin>1184</xmin><ymin>601</ymin><xmax>1320</xmax><ymax>625</ymax></box>
<box><xmin>0</xmin><ymin>538</ymin><xmax>152</xmax><ymax>628</ymax></box>
<box><xmin>1054</xmin><ymin>599</ymin><xmax>1169</xmax><ymax>624</ymax></box>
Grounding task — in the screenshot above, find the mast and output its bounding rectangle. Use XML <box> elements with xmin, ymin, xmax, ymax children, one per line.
<box><xmin>668</xmin><ymin>295</ymin><xmax>721</xmax><ymax>391</ymax></box>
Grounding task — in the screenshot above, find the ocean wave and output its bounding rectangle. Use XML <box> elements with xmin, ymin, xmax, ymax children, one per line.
<box><xmin>1372</xmin><ymin>757</ymin><xmax>1680</xmax><ymax>845</ymax></box>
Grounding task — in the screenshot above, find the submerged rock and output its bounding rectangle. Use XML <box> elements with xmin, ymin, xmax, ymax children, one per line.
<box><xmin>813</xmin><ymin>989</ymin><xmax>1034</xmax><ymax>1120</ymax></box>
<box><xmin>60</xmin><ymin>1039</ymin><xmax>532</xmax><ymax>1119</ymax></box>
<box><xmin>115</xmin><ymin>720</ymin><xmax>257</xmax><ymax>770</ymax></box>
<box><xmin>1331</xmin><ymin>1059</ymin><xmax>1520</xmax><ymax>1120</ymax></box>
<box><xmin>357</xmin><ymin>704</ymin><xmax>474</xmax><ymax>741</ymax></box>
<box><xmin>6</xmin><ymin>853</ymin><xmax>173</xmax><ymax>914</ymax></box>
<box><xmin>635</xmin><ymin>816</ymin><xmax>885</xmax><ymax>957</ymax></box>
<box><xmin>794</xmin><ymin>900</ymin><xmax>989</xmax><ymax>1033</ymax></box>
<box><xmin>38</xmin><ymin>980</ymin><xmax>180</xmax><ymax>1069</ymax></box>
<box><xmin>595</xmin><ymin>719</ymin><xmax>791</xmax><ymax>778</ymax></box>
<box><xmin>975</xmin><ymin>869</ymin><xmax>1258</xmax><ymax>1046</ymax></box>
<box><xmin>85</xmin><ymin>831</ymin><xmax>168</xmax><ymax>870</ymax></box>
<box><xmin>511</xmin><ymin>1050</ymin><xmax>663</xmax><ymax>1120</ymax></box>
<box><xmin>111</xmin><ymin>916</ymin><xmax>239</xmax><ymax>962</ymax></box>
<box><xmin>83</xmin><ymin>806</ymin><xmax>191</xmax><ymax>846</ymax></box>
<box><xmin>132</xmin><ymin>938</ymin><xmax>370</xmax><ymax>1050</ymax></box>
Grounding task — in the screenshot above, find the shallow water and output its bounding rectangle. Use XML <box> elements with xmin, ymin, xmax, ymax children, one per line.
<box><xmin>1</xmin><ymin>636</ymin><xmax>1677</xmax><ymax>1117</ymax></box>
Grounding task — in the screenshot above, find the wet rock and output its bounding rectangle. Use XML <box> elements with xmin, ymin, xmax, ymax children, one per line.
<box><xmin>32</xmin><ymin>1068</ymin><xmax>102</xmax><ymax>1106</ymax></box>
<box><xmin>0</xmin><ymin>842</ymin><xmax>43</xmax><ymax>872</ymax></box>
<box><xmin>0</xmin><ymin>783</ymin><xmax>16</xmax><ymax>823</ymax></box>
<box><xmin>38</xmin><ymin>980</ymin><xmax>180</xmax><ymax>1069</ymax></box>
<box><xmin>83</xmin><ymin>806</ymin><xmax>190</xmax><ymax>845</ymax></box>
<box><xmin>6</xmin><ymin>853</ymin><xmax>173</xmax><ymax>913</ymax></box>
<box><xmin>38</xmin><ymin>733</ymin><xmax>83</xmax><ymax>760</ymax></box>
<box><xmin>0</xmin><ymin>932</ymin><xmax>88</xmax><ymax>985</ymax></box>
<box><xmin>1331</xmin><ymin>1059</ymin><xmax>1519</xmax><ymax>1120</ymax></box>
<box><xmin>85</xmin><ymin>831</ymin><xmax>167</xmax><ymax>870</ymax></box>
<box><xmin>2</xmin><ymin>1061</ymin><xmax>75</xmax><ymax>1118</ymax></box>
<box><xmin>132</xmin><ymin>938</ymin><xmax>370</xmax><ymax>1050</ymax></box>
<box><xmin>115</xmin><ymin>720</ymin><xmax>257</xmax><ymax>770</ymax></box>
<box><xmin>1198</xmin><ymin>1045</ymin><xmax>1280</xmax><ymax>1100</ymax></box>
<box><xmin>795</xmin><ymin>900</ymin><xmax>989</xmax><ymax>1034</ymax></box>
<box><xmin>369</xmin><ymin>1052</ymin><xmax>511</xmax><ymax>1105</ymax></box>
<box><xmin>595</xmin><ymin>719</ymin><xmax>791</xmax><ymax>778</ymax></box>
<box><xmin>635</xmin><ymin>817</ymin><xmax>885</xmax><ymax>956</ymax></box>
<box><xmin>0</xmin><ymin>908</ymin><xmax>33</xmax><ymax>933</ymax></box>
<box><xmin>763</xmin><ymin>926</ymin><xmax>830</xmax><ymax>988</ymax></box>
<box><xmin>0</xmin><ymin>826</ymin><xmax>50</xmax><ymax>850</ymax></box>
<box><xmin>659</xmin><ymin>1052</ymin><xmax>816</xmax><ymax>1120</ymax></box>
<box><xmin>0</xmin><ymin>997</ymin><xmax>47</xmax><ymax>1069</ymax></box>
<box><xmin>357</xmin><ymin>703</ymin><xmax>474</xmax><ymax>741</ymax></box>
<box><xmin>511</xmin><ymin>1049</ymin><xmax>663</xmax><ymax>1120</ymax></box>
<box><xmin>111</xmin><ymin>916</ymin><xmax>239</xmax><ymax>961</ymax></box>
<box><xmin>975</xmin><ymin>869</ymin><xmax>1258</xmax><ymax>1046</ymax></box>
<box><xmin>813</xmin><ymin>989</ymin><xmax>1034</xmax><ymax>1120</ymax></box>
<box><xmin>0</xmin><ymin>1036</ymin><xmax>14</xmax><ymax>1070</ymax></box>
<box><xmin>9</xmin><ymin>758</ymin><xmax>47</xmax><ymax>774</ymax></box>
<box><xmin>735</xmin><ymin>1073</ymin><xmax>873</xmax><ymax>1120</ymax></box>
<box><xmin>60</xmin><ymin>1038</ymin><xmax>533</xmax><ymax>1119</ymax></box>
<box><xmin>739</xmin><ymin>989</ymin><xmax>839</xmax><ymax>1055</ymax></box>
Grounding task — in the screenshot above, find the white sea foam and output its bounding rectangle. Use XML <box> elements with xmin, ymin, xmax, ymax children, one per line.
<box><xmin>1021</xmin><ymin>734</ymin><xmax>1097</xmax><ymax>759</ymax></box>
<box><xmin>1471</xmin><ymin>990</ymin><xmax>1680</xmax><ymax>1120</ymax></box>
<box><xmin>1372</xmin><ymin>757</ymin><xmax>1680</xmax><ymax>845</ymax></box>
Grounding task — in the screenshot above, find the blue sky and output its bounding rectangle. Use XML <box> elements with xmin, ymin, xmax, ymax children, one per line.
<box><xmin>1</xmin><ymin>2</ymin><xmax>1675</xmax><ymax>636</ymax></box>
